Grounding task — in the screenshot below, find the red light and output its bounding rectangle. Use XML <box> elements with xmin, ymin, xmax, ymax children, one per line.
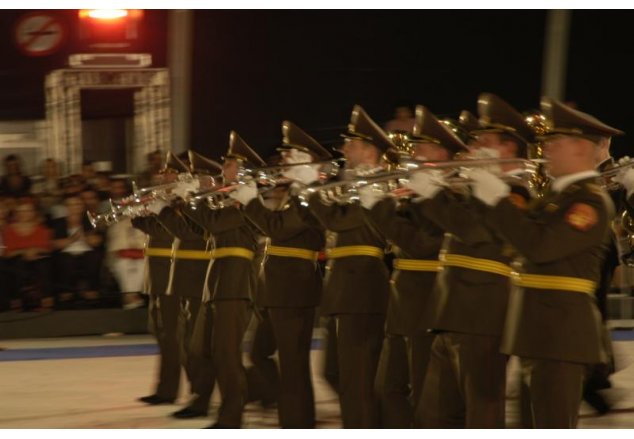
<box><xmin>79</xmin><ymin>9</ymin><xmax>129</xmax><ymax>20</ymax></box>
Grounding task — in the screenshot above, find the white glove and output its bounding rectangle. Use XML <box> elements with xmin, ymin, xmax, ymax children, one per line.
<box><xmin>470</xmin><ymin>147</ymin><xmax>500</xmax><ymax>160</ymax></box>
<box><xmin>284</xmin><ymin>148</ymin><xmax>313</xmax><ymax>164</ymax></box>
<box><xmin>403</xmin><ymin>170</ymin><xmax>446</xmax><ymax>200</ymax></box>
<box><xmin>146</xmin><ymin>199</ymin><xmax>168</xmax><ymax>215</ymax></box>
<box><xmin>172</xmin><ymin>180</ymin><xmax>200</xmax><ymax>199</ymax></box>
<box><xmin>283</xmin><ymin>165</ymin><xmax>320</xmax><ymax>185</ymax></box>
<box><xmin>229</xmin><ymin>182</ymin><xmax>258</xmax><ymax>205</ymax></box>
<box><xmin>613</xmin><ymin>167</ymin><xmax>634</xmax><ymax>197</ymax></box>
<box><xmin>469</xmin><ymin>147</ymin><xmax>502</xmax><ymax>175</ymax></box>
<box><xmin>467</xmin><ymin>169</ymin><xmax>510</xmax><ymax>206</ymax></box>
<box><xmin>358</xmin><ymin>184</ymin><xmax>383</xmax><ymax>209</ymax></box>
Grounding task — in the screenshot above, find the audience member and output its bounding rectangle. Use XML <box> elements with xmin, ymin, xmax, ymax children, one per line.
<box><xmin>2</xmin><ymin>198</ymin><xmax>53</xmax><ymax>311</ymax></box>
<box><xmin>51</xmin><ymin>195</ymin><xmax>104</xmax><ymax>308</ymax></box>
<box><xmin>1</xmin><ymin>154</ymin><xmax>32</xmax><ymax>198</ymax></box>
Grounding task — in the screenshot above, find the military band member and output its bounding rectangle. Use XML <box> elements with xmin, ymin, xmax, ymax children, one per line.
<box><xmin>232</xmin><ymin>121</ymin><xmax>330</xmax><ymax>428</ymax></box>
<box><xmin>405</xmin><ymin>94</ymin><xmax>535</xmax><ymax>428</ymax></box>
<box><xmin>308</xmin><ymin>106</ymin><xmax>393</xmax><ymax>428</ymax></box>
<box><xmin>361</xmin><ymin>106</ymin><xmax>467</xmax><ymax>428</ymax></box>
<box><xmin>132</xmin><ymin>154</ymin><xmax>193</xmax><ymax>407</ymax></box>
<box><xmin>182</xmin><ymin>132</ymin><xmax>261</xmax><ymax>428</ymax></box>
<box><xmin>131</xmin><ymin>212</ymin><xmax>180</xmax><ymax>406</ymax></box>
<box><xmin>468</xmin><ymin>98</ymin><xmax>619</xmax><ymax>428</ymax></box>
<box><xmin>147</xmin><ymin>152</ymin><xmax>221</xmax><ymax>419</ymax></box>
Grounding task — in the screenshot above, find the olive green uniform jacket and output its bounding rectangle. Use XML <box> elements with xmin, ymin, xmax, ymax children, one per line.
<box><xmin>366</xmin><ymin>197</ymin><xmax>444</xmax><ymax>335</ymax></box>
<box><xmin>131</xmin><ymin>216</ymin><xmax>174</xmax><ymax>296</ymax></box>
<box><xmin>484</xmin><ymin>178</ymin><xmax>613</xmax><ymax>364</ymax></box>
<box><xmin>308</xmin><ymin>195</ymin><xmax>390</xmax><ymax>315</ymax></box>
<box><xmin>183</xmin><ymin>203</ymin><xmax>258</xmax><ymax>301</ymax></box>
<box><xmin>157</xmin><ymin>206</ymin><xmax>210</xmax><ymax>299</ymax></box>
<box><xmin>416</xmin><ymin>188</ymin><xmax>516</xmax><ymax>336</ymax></box>
<box><xmin>244</xmin><ymin>196</ymin><xmax>324</xmax><ymax>308</ymax></box>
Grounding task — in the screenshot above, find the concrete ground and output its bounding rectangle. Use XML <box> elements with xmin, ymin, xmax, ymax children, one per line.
<box><xmin>1</xmin><ymin>333</ymin><xmax>633</xmax><ymax>429</ymax></box>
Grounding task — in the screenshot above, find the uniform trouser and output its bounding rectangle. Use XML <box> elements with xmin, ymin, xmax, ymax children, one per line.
<box><xmin>269</xmin><ymin>307</ymin><xmax>316</xmax><ymax>428</ymax></box>
<box><xmin>148</xmin><ymin>294</ymin><xmax>181</xmax><ymax>400</ymax></box>
<box><xmin>323</xmin><ymin>316</ymin><xmax>339</xmax><ymax>393</ymax></box>
<box><xmin>375</xmin><ymin>332</ymin><xmax>435</xmax><ymax>428</ymax></box>
<box><xmin>211</xmin><ymin>299</ymin><xmax>251</xmax><ymax>427</ymax></box>
<box><xmin>185</xmin><ymin>300</ymin><xmax>216</xmax><ymax>412</ymax></box>
<box><xmin>416</xmin><ymin>332</ymin><xmax>507</xmax><ymax>428</ymax></box>
<box><xmin>246</xmin><ymin>309</ymin><xmax>279</xmax><ymax>405</ymax></box>
<box><xmin>520</xmin><ymin>357</ymin><xmax>586</xmax><ymax>428</ymax></box>
<box><xmin>335</xmin><ymin>313</ymin><xmax>385</xmax><ymax>428</ymax></box>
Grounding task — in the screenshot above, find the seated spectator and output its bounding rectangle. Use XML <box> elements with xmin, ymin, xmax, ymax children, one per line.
<box><xmin>32</xmin><ymin>158</ymin><xmax>63</xmax><ymax>217</ymax></box>
<box><xmin>49</xmin><ymin>175</ymin><xmax>88</xmax><ymax>220</ymax></box>
<box><xmin>0</xmin><ymin>199</ymin><xmax>9</xmax><ymax>311</ymax></box>
<box><xmin>106</xmin><ymin>217</ymin><xmax>146</xmax><ymax>309</ymax></box>
<box><xmin>51</xmin><ymin>195</ymin><xmax>104</xmax><ymax>308</ymax></box>
<box><xmin>0</xmin><ymin>154</ymin><xmax>32</xmax><ymax>198</ymax></box>
<box><xmin>109</xmin><ymin>178</ymin><xmax>130</xmax><ymax>201</ymax></box>
<box><xmin>81</xmin><ymin>187</ymin><xmax>110</xmax><ymax>215</ymax></box>
<box><xmin>2</xmin><ymin>198</ymin><xmax>53</xmax><ymax>311</ymax></box>
<box><xmin>94</xmin><ymin>172</ymin><xmax>113</xmax><ymax>202</ymax></box>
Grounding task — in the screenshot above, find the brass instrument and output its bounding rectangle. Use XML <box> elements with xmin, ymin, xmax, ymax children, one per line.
<box><xmin>241</xmin><ymin>158</ymin><xmax>345</xmax><ymax>185</ymax></box>
<box><xmin>188</xmin><ymin>158</ymin><xmax>345</xmax><ymax>209</ymax></box>
<box><xmin>88</xmin><ymin>172</ymin><xmax>198</xmax><ymax>228</ymax></box>
<box><xmin>523</xmin><ymin>110</ymin><xmax>551</xmax><ymax>197</ymax></box>
<box><xmin>614</xmin><ymin>210</ymin><xmax>634</xmax><ymax>267</ymax></box>
<box><xmin>300</xmin><ymin>157</ymin><xmax>544</xmax><ymax>204</ymax></box>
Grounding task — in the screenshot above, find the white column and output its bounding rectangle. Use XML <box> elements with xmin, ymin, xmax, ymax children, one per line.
<box><xmin>541</xmin><ymin>10</ymin><xmax>571</xmax><ymax>100</ymax></box>
<box><xmin>168</xmin><ymin>10</ymin><xmax>193</xmax><ymax>154</ymax></box>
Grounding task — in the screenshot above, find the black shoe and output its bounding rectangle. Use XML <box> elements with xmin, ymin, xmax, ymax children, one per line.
<box><xmin>583</xmin><ymin>390</ymin><xmax>611</xmax><ymax>415</ymax></box>
<box><xmin>138</xmin><ymin>394</ymin><xmax>176</xmax><ymax>405</ymax></box>
<box><xmin>171</xmin><ymin>407</ymin><xmax>207</xmax><ymax>419</ymax></box>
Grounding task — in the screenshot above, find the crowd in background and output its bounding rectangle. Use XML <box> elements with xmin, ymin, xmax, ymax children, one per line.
<box><xmin>0</xmin><ymin>151</ymin><xmax>164</xmax><ymax>312</ymax></box>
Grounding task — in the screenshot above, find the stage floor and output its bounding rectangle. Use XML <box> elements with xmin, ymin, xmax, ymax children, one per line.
<box><xmin>1</xmin><ymin>333</ymin><xmax>634</xmax><ymax>429</ymax></box>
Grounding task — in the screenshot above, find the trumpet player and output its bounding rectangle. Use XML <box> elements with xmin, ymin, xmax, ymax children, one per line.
<box><xmin>467</xmin><ymin>98</ymin><xmax>619</xmax><ymax>428</ymax></box>
<box><xmin>230</xmin><ymin>121</ymin><xmax>330</xmax><ymax>428</ymax></box>
<box><xmin>360</xmin><ymin>106</ymin><xmax>468</xmax><ymax>428</ymax></box>
<box><xmin>182</xmin><ymin>132</ymin><xmax>262</xmax><ymax>428</ymax></box>
<box><xmin>405</xmin><ymin>94</ymin><xmax>535</xmax><ymax>428</ymax></box>
<box><xmin>307</xmin><ymin>105</ymin><xmax>393</xmax><ymax>428</ymax></box>
<box><xmin>130</xmin><ymin>158</ymin><xmax>187</xmax><ymax>408</ymax></box>
<box><xmin>145</xmin><ymin>152</ymin><xmax>221</xmax><ymax>419</ymax></box>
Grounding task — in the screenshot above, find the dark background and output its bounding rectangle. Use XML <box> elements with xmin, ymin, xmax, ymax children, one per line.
<box><xmin>0</xmin><ymin>10</ymin><xmax>632</xmax><ymax>162</ymax></box>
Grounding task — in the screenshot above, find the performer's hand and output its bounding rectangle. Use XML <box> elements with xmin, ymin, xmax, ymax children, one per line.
<box><xmin>358</xmin><ymin>185</ymin><xmax>383</xmax><ymax>209</ymax></box>
<box><xmin>467</xmin><ymin>169</ymin><xmax>510</xmax><ymax>207</ymax></box>
<box><xmin>283</xmin><ymin>165</ymin><xmax>320</xmax><ymax>185</ymax></box>
<box><xmin>172</xmin><ymin>180</ymin><xmax>199</xmax><ymax>200</ymax></box>
<box><xmin>613</xmin><ymin>167</ymin><xmax>634</xmax><ymax>197</ymax></box>
<box><xmin>229</xmin><ymin>182</ymin><xmax>258</xmax><ymax>205</ymax></box>
<box><xmin>403</xmin><ymin>170</ymin><xmax>446</xmax><ymax>200</ymax></box>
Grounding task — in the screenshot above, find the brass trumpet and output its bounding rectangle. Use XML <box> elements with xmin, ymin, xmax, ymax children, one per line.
<box><xmin>87</xmin><ymin>197</ymin><xmax>155</xmax><ymax>228</ymax></box>
<box><xmin>188</xmin><ymin>158</ymin><xmax>345</xmax><ymax>209</ymax></box>
<box><xmin>300</xmin><ymin>157</ymin><xmax>545</xmax><ymax>204</ymax></box>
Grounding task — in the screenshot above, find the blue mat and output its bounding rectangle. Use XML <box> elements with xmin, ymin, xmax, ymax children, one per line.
<box><xmin>2</xmin><ymin>332</ymin><xmax>633</xmax><ymax>362</ymax></box>
<box><xmin>0</xmin><ymin>344</ymin><xmax>158</xmax><ymax>362</ymax></box>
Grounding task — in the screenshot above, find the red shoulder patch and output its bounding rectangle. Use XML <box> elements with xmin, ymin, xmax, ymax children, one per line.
<box><xmin>565</xmin><ymin>203</ymin><xmax>598</xmax><ymax>231</ymax></box>
<box><xmin>508</xmin><ymin>193</ymin><xmax>528</xmax><ymax>210</ymax></box>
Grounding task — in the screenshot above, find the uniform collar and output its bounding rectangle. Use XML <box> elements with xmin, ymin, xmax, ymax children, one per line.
<box><xmin>551</xmin><ymin>170</ymin><xmax>600</xmax><ymax>193</ymax></box>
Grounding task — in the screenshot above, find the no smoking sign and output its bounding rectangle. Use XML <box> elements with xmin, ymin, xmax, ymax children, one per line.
<box><xmin>14</xmin><ymin>12</ymin><xmax>66</xmax><ymax>57</ymax></box>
